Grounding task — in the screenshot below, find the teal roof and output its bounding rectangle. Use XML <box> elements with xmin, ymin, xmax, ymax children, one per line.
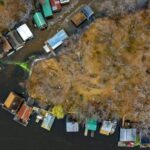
<box><xmin>33</xmin><ymin>12</ymin><xmax>47</xmax><ymax>29</ymax></box>
<box><xmin>85</xmin><ymin>119</ymin><xmax>97</xmax><ymax>131</ymax></box>
<box><xmin>41</xmin><ymin>0</ymin><xmax>53</xmax><ymax>18</ymax></box>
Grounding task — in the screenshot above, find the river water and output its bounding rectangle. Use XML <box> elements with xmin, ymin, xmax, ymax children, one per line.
<box><xmin>0</xmin><ymin>0</ymin><xmax>149</xmax><ymax>149</ymax></box>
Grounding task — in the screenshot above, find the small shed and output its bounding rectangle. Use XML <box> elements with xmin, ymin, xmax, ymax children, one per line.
<box><xmin>6</xmin><ymin>30</ymin><xmax>25</xmax><ymax>50</ymax></box>
<box><xmin>50</xmin><ymin>0</ymin><xmax>61</xmax><ymax>12</ymax></box>
<box><xmin>14</xmin><ymin>103</ymin><xmax>33</xmax><ymax>126</ymax></box>
<box><xmin>100</xmin><ymin>121</ymin><xmax>114</xmax><ymax>135</ymax></box>
<box><xmin>41</xmin><ymin>113</ymin><xmax>55</xmax><ymax>131</ymax></box>
<box><xmin>59</xmin><ymin>0</ymin><xmax>70</xmax><ymax>4</ymax></box>
<box><xmin>84</xmin><ymin>119</ymin><xmax>97</xmax><ymax>137</ymax></box>
<box><xmin>71</xmin><ymin>11</ymin><xmax>86</xmax><ymax>27</ymax></box>
<box><xmin>140</xmin><ymin>130</ymin><xmax>150</xmax><ymax>148</ymax></box>
<box><xmin>33</xmin><ymin>12</ymin><xmax>47</xmax><ymax>30</ymax></box>
<box><xmin>16</xmin><ymin>24</ymin><xmax>33</xmax><ymax>41</ymax></box>
<box><xmin>85</xmin><ymin>119</ymin><xmax>97</xmax><ymax>131</ymax></box>
<box><xmin>119</xmin><ymin>128</ymin><xmax>137</xmax><ymax>142</ymax></box>
<box><xmin>1</xmin><ymin>36</ymin><xmax>12</xmax><ymax>53</ymax></box>
<box><xmin>66</xmin><ymin>115</ymin><xmax>79</xmax><ymax>132</ymax></box>
<box><xmin>81</xmin><ymin>5</ymin><xmax>94</xmax><ymax>20</ymax></box>
<box><xmin>41</xmin><ymin>0</ymin><xmax>53</xmax><ymax>18</ymax></box>
<box><xmin>3</xmin><ymin>92</ymin><xmax>24</xmax><ymax>114</ymax></box>
<box><xmin>66</xmin><ymin>122</ymin><xmax>79</xmax><ymax>132</ymax></box>
<box><xmin>46</xmin><ymin>29</ymin><xmax>68</xmax><ymax>50</ymax></box>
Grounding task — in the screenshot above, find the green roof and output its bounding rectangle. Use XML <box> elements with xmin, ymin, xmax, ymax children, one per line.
<box><xmin>41</xmin><ymin>0</ymin><xmax>53</xmax><ymax>18</ymax></box>
<box><xmin>33</xmin><ymin>12</ymin><xmax>47</xmax><ymax>29</ymax></box>
<box><xmin>85</xmin><ymin>119</ymin><xmax>97</xmax><ymax>131</ymax></box>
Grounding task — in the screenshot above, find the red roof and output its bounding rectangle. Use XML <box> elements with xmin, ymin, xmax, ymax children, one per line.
<box><xmin>50</xmin><ymin>0</ymin><xmax>61</xmax><ymax>12</ymax></box>
<box><xmin>17</xmin><ymin>104</ymin><xmax>32</xmax><ymax>123</ymax></box>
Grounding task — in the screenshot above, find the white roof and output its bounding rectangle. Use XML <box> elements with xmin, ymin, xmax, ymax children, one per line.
<box><xmin>43</xmin><ymin>44</ymin><xmax>51</xmax><ymax>53</ymax></box>
<box><xmin>60</xmin><ymin>0</ymin><xmax>70</xmax><ymax>4</ymax></box>
<box><xmin>120</xmin><ymin>128</ymin><xmax>137</xmax><ymax>142</ymax></box>
<box><xmin>17</xmin><ymin>24</ymin><xmax>33</xmax><ymax>41</ymax></box>
<box><xmin>66</xmin><ymin>122</ymin><xmax>79</xmax><ymax>132</ymax></box>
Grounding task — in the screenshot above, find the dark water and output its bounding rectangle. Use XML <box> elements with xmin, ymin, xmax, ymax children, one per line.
<box><xmin>0</xmin><ymin>106</ymin><xmax>143</xmax><ymax>150</ymax></box>
<box><xmin>0</xmin><ymin>1</ymin><xmax>149</xmax><ymax>149</ymax></box>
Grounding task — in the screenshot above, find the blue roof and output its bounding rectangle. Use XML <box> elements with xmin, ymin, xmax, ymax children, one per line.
<box><xmin>141</xmin><ymin>131</ymin><xmax>150</xmax><ymax>144</ymax></box>
<box><xmin>82</xmin><ymin>6</ymin><xmax>94</xmax><ymax>20</ymax></box>
<box><xmin>47</xmin><ymin>29</ymin><xmax>68</xmax><ymax>50</ymax></box>
<box><xmin>41</xmin><ymin>114</ymin><xmax>55</xmax><ymax>131</ymax></box>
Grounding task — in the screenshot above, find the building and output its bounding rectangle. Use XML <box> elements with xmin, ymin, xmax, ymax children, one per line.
<box><xmin>0</xmin><ymin>36</ymin><xmax>14</xmax><ymax>56</ymax></box>
<box><xmin>84</xmin><ymin>119</ymin><xmax>97</xmax><ymax>137</ymax></box>
<box><xmin>140</xmin><ymin>130</ymin><xmax>150</xmax><ymax>148</ymax></box>
<box><xmin>99</xmin><ymin>120</ymin><xmax>117</xmax><ymax>136</ymax></box>
<box><xmin>6</xmin><ymin>30</ymin><xmax>25</xmax><ymax>50</ymax></box>
<box><xmin>81</xmin><ymin>5</ymin><xmax>94</xmax><ymax>20</ymax></box>
<box><xmin>66</xmin><ymin>115</ymin><xmax>79</xmax><ymax>132</ymax></box>
<box><xmin>41</xmin><ymin>0</ymin><xmax>53</xmax><ymax>18</ymax></box>
<box><xmin>3</xmin><ymin>92</ymin><xmax>24</xmax><ymax>114</ymax></box>
<box><xmin>59</xmin><ymin>0</ymin><xmax>70</xmax><ymax>5</ymax></box>
<box><xmin>66</xmin><ymin>122</ymin><xmax>79</xmax><ymax>132</ymax></box>
<box><xmin>71</xmin><ymin>11</ymin><xmax>86</xmax><ymax>27</ymax></box>
<box><xmin>118</xmin><ymin>128</ymin><xmax>137</xmax><ymax>147</ymax></box>
<box><xmin>41</xmin><ymin>113</ymin><xmax>55</xmax><ymax>131</ymax></box>
<box><xmin>16</xmin><ymin>24</ymin><xmax>33</xmax><ymax>42</ymax></box>
<box><xmin>33</xmin><ymin>12</ymin><xmax>47</xmax><ymax>30</ymax></box>
<box><xmin>43</xmin><ymin>29</ymin><xmax>68</xmax><ymax>53</ymax></box>
<box><xmin>50</xmin><ymin>0</ymin><xmax>61</xmax><ymax>12</ymax></box>
<box><xmin>14</xmin><ymin>103</ymin><xmax>33</xmax><ymax>126</ymax></box>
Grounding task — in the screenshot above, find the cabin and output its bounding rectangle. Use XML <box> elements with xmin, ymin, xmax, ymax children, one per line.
<box><xmin>84</xmin><ymin>119</ymin><xmax>97</xmax><ymax>137</ymax></box>
<box><xmin>43</xmin><ymin>29</ymin><xmax>68</xmax><ymax>53</ymax></box>
<box><xmin>14</xmin><ymin>103</ymin><xmax>33</xmax><ymax>126</ymax></box>
<box><xmin>6</xmin><ymin>30</ymin><xmax>25</xmax><ymax>51</ymax></box>
<box><xmin>99</xmin><ymin>120</ymin><xmax>117</xmax><ymax>136</ymax></box>
<box><xmin>118</xmin><ymin>128</ymin><xmax>137</xmax><ymax>147</ymax></box>
<box><xmin>81</xmin><ymin>5</ymin><xmax>94</xmax><ymax>20</ymax></box>
<box><xmin>16</xmin><ymin>24</ymin><xmax>33</xmax><ymax>42</ymax></box>
<box><xmin>140</xmin><ymin>130</ymin><xmax>150</xmax><ymax>148</ymax></box>
<box><xmin>41</xmin><ymin>0</ymin><xmax>53</xmax><ymax>18</ymax></box>
<box><xmin>50</xmin><ymin>0</ymin><xmax>61</xmax><ymax>12</ymax></box>
<box><xmin>59</xmin><ymin>0</ymin><xmax>70</xmax><ymax>5</ymax></box>
<box><xmin>66</xmin><ymin>115</ymin><xmax>79</xmax><ymax>132</ymax></box>
<box><xmin>71</xmin><ymin>11</ymin><xmax>86</xmax><ymax>27</ymax></box>
<box><xmin>33</xmin><ymin>12</ymin><xmax>47</xmax><ymax>30</ymax></box>
<box><xmin>0</xmin><ymin>36</ymin><xmax>14</xmax><ymax>56</ymax></box>
<box><xmin>3</xmin><ymin>92</ymin><xmax>24</xmax><ymax>114</ymax></box>
<box><xmin>41</xmin><ymin>113</ymin><xmax>55</xmax><ymax>131</ymax></box>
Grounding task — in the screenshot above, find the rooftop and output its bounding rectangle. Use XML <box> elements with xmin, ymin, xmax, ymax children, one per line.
<box><xmin>71</xmin><ymin>11</ymin><xmax>86</xmax><ymax>27</ymax></box>
<box><xmin>3</xmin><ymin>92</ymin><xmax>23</xmax><ymax>113</ymax></box>
<box><xmin>16</xmin><ymin>24</ymin><xmax>33</xmax><ymax>41</ymax></box>
<box><xmin>15</xmin><ymin>103</ymin><xmax>32</xmax><ymax>126</ymax></box>
<box><xmin>41</xmin><ymin>113</ymin><xmax>55</xmax><ymax>131</ymax></box>
<box><xmin>47</xmin><ymin>29</ymin><xmax>68</xmax><ymax>50</ymax></box>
